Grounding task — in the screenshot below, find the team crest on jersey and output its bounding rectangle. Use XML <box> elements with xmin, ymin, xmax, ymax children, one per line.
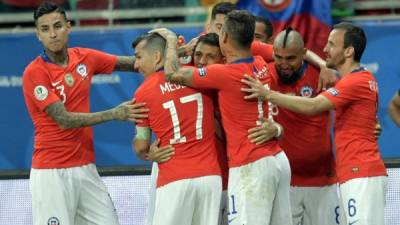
<box><xmin>64</xmin><ymin>73</ymin><xmax>74</xmax><ymax>87</ymax></box>
<box><xmin>34</xmin><ymin>85</ymin><xmax>48</xmax><ymax>101</ymax></box>
<box><xmin>198</xmin><ymin>67</ymin><xmax>207</xmax><ymax>77</ymax></box>
<box><xmin>300</xmin><ymin>86</ymin><xmax>313</xmax><ymax>97</ymax></box>
<box><xmin>47</xmin><ymin>217</ymin><xmax>60</xmax><ymax>225</ymax></box>
<box><xmin>327</xmin><ymin>88</ymin><xmax>339</xmax><ymax>96</ymax></box>
<box><xmin>259</xmin><ymin>0</ymin><xmax>292</xmax><ymax>12</ymax></box>
<box><xmin>76</xmin><ymin>63</ymin><xmax>88</xmax><ymax>78</ymax></box>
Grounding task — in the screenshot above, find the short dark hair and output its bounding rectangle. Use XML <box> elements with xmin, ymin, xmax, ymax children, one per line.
<box><xmin>195</xmin><ymin>33</ymin><xmax>220</xmax><ymax>50</ymax></box>
<box><xmin>34</xmin><ymin>2</ymin><xmax>67</xmax><ymax>25</ymax></box>
<box><xmin>223</xmin><ymin>10</ymin><xmax>255</xmax><ymax>50</ymax></box>
<box><xmin>211</xmin><ymin>2</ymin><xmax>237</xmax><ymax>20</ymax></box>
<box><xmin>333</xmin><ymin>22</ymin><xmax>366</xmax><ymax>62</ymax></box>
<box><xmin>255</xmin><ymin>16</ymin><xmax>273</xmax><ymax>38</ymax></box>
<box><xmin>132</xmin><ymin>33</ymin><xmax>166</xmax><ymax>55</ymax></box>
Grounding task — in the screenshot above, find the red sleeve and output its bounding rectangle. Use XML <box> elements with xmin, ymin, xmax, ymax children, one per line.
<box><xmin>83</xmin><ymin>48</ymin><xmax>118</xmax><ymax>75</ymax></box>
<box><xmin>133</xmin><ymin>87</ymin><xmax>149</xmax><ymax>127</ymax></box>
<box><xmin>251</xmin><ymin>41</ymin><xmax>274</xmax><ymax>63</ymax></box>
<box><xmin>321</xmin><ymin>75</ymin><xmax>363</xmax><ymax>109</ymax></box>
<box><xmin>22</xmin><ymin>65</ymin><xmax>61</xmax><ymax>111</ymax></box>
<box><xmin>192</xmin><ymin>64</ymin><xmax>229</xmax><ymax>90</ymax></box>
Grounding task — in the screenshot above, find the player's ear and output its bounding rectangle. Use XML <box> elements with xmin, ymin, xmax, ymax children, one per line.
<box><xmin>35</xmin><ymin>30</ymin><xmax>42</xmax><ymax>42</ymax></box>
<box><xmin>344</xmin><ymin>46</ymin><xmax>354</xmax><ymax>59</ymax></box>
<box><xmin>154</xmin><ymin>50</ymin><xmax>162</xmax><ymax>64</ymax></box>
<box><xmin>222</xmin><ymin>31</ymin><xmax>228</xmax><ymax>44</ymax></box>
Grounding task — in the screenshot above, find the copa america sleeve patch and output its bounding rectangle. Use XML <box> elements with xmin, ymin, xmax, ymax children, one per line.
<box><xmin>326</xmin><ymin>87</ymin><xmax>339</xmax><ymax>96</ymax></box>
<box><xmin>198</xmin><ymin>67</ymin><xmax>207</xmax><ymax>77</ymax></box>
<box><xmin>34</xmin><ymin>85</ymin><xmax>49</xmax><ymax>101</ymax></box>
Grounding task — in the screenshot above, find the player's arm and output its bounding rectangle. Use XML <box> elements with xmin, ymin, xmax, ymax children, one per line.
<box><xmin>304</xmin><ymin>50</ymin><xmax>337</xmax><ymax>91</ymax></box>
<box><xmin>241</xmin><ymin>75</ymin><xmax>334</xmax><ymax>115</ymax></box>
<box><xmin>114</xmin><ymin>56</ymin><xmax>136</xmax><ymax>72</ymax></box>
<box><xmin>388</xmin><ymin>90</ymin><xmax>400</xmax><ymax>127</ymax></box>
<box><xmin>45</xmin><ymin>99</ymin><xmax>148</xmax><ymax>129</ymax></box>
<box><xmin>248</xmin><ymin>118</ymin><xmax>284</xmax><ymax>145</ymax></box>
<box><xmin>150</xmin><ymin>28</ymin><xmax>195</xmax><ymax>87</ymax></box>
<box><xmin>146</xmin><ymin>139</ymin><xmax>175</xmax><ymax>163</ymax></box>
<box><xmin>133</xmin><ymin>126</ymin><xmax>152</xmax><ymax>160</ymax></box>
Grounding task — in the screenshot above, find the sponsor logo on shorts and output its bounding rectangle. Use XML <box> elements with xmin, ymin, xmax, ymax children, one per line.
<box><xmin>47</xmin><ymin>217</ymin><xmax>60</xmax><ymax>225</ymax></box>
<box><xmin>76</xmin><ymin>63</ymin><xmax>88</xmax><ymax>78</ymax></box>
<box><xmin>327</xmin><ymin>87</ymin><xmax>339</xmax><ymax>96</ymax></box>
<box><xmin>198</xmin><ymin>67</ymin><xmax>207</xmax><ymax>77</ymax></box>
<box><xmin>228</xmin><ymin>217</ymin><xmax>236</xmax><ymax>224</ymax></box>
<box><xmin>348</xmin><ymin>219</ymin><xmax>359</xmax><ymax>225</ymax></box>
<box><xmin>34</xmin><ymin>85</ymin><xmax>48</xmax><ymax>101</ymax></box>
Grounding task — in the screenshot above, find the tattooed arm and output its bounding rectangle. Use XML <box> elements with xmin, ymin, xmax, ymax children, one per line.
<box><xmin>114</xmin><ymin>56</ymin><xmax>136</xmax><ymax>72</ymax></box>
<box><xmin>45</xmin><ymin>99</ymin><xmax>148</xmax><ymax>129</ymax></box>
<box><xmin>150</xmin><ymin>28</ymin><xmax>195</xmax><ymax>87</ymax></box>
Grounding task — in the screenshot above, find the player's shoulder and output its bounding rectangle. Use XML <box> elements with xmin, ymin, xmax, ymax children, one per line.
<box><xmin>135</xmin><ymin>72</ymin><xmax>162</xmax><ymax>95</ymax></box>
<box><xmin>70</xmin><ymin>47</ymin><xmax>109</xmax><ymax>59</ymax></box>
<box><xmin>23</xmin><ymin>56</ymin><xmax>45</xmax><ymax>78</ymax></box>
<box><xmin>345</xmin><ymin>68</ymin><xmax>375</xmax><ymax>83</ymax></box>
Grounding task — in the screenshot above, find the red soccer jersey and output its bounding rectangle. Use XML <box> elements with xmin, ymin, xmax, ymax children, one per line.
<box><xmin>134</xmin><ymin>71</ymin><xmax>221</xmax><ymax>187</ymax></box>
<box><xmin>192</xmin><ymin>56</ymin><xmax>282</xmax><ymax>168</ymax></box>
<box><xmin>269</xmin><ymin>62</ymin><xmax>336</xmax><ymax>186</ymax></box>
<box><xmin>322</xmin><ymin>69</ymin><xmax>387</xmax><ymax>183</ymax></box>
<box><xmin>251</xmin><ymin>41</ymin><xmax>274</xmax><ymax>63</ymax></box>
<box><xmin>22</xmin><ymin>47</ymin><xmax>117</xmax><ymax>169</ymax></box>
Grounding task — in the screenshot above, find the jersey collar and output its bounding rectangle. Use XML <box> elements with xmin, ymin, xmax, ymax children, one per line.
<box><xmin>230</xmin><ymin>56</ymin><xmax>255</xmax><ymax>64</ymax></box>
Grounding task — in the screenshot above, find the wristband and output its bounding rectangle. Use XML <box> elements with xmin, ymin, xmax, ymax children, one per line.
<box><xmin>273</xmin><ymin>123</ymin><xmax>282</xmax><ymax>138</ymax></box>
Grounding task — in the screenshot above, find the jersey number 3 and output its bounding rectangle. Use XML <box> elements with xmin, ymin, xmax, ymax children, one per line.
<box><xmin>162</xmin><ymin>93</ymin><xmax>203</xmax><ymax>144</ymax></box>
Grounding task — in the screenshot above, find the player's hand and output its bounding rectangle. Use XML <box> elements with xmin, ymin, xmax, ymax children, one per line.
<box><xmin>241</xmin><ymin>74</ymin><xmax>270</xmax><ymax>100</ymax></box>
<box><xmin>317</xmin><ymin>66</ymin><xmax>338</xmax><ymax>92</ymax></box>
<box><xmin>113</xmin><ymin>98</ymin><xmax>149</xmax><ymax>123</ymax></box>
<box><xmin>248</xmin><ymin>118</ymin><xmax>279</xmax><ymax>145</ymax></box>
<box><xmin>178</xmin><ymin>36</ymin><xmax>199</xmax><ymax>57</ymax></box>
<box><xmin>146</xmin><ymin>139</ymin><xmax>175</xmax><ymax>163</ymax></box>
<box><xmin>374</xmin><ymin>121</ymin><xmax>382</xmax><ymax>140</ymax></box>
<box><xmin>149</xmin><ymin>28</ymin><xmax>177</xmax><ymax>42</ymax></box>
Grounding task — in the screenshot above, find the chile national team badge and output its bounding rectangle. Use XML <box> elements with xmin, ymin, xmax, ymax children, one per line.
<box><xmin>300</xmin><ymin>86</ymin><xmax>313</xmax><ymax>97</ymax></box>
<box><xmin>76</xmin><ymin>63</ymin><xmax>88</xmax><ymax>79</ymax></box>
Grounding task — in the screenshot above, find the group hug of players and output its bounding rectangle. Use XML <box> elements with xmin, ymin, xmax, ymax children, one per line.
<box><xmin>23</xmin><ymin>2</ymin><xmax>387</xmax><ymax>225</ymax></box>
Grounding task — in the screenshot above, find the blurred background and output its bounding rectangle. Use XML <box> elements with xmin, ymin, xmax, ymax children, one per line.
<box><xmin>0</xmin><ymin>0</ymin><xmax>399</xmax><ymax>224</ymax></box>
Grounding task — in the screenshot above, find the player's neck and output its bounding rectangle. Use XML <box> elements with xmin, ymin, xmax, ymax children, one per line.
<box><xmin>224</xmin><ymin>48</ymin><xmax>252</xmax><ymax>64</ymax></box>
<box><xmin>45</xmin><ymin>48</ymin><xmax>69</xmax><ymax>67</ymax></box>
<box><xmin>337</xmin><ymin>60</ymin><xmax>360</xmax><ymax>78</ymax></box>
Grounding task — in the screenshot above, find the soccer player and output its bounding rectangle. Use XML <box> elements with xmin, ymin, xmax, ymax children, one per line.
<box><xmin>22</xmin><ymin>3</ymin><xmax>149</xmax><ymax>225</ymax></box>
<box><xmin>251</xmin><ymin>28</ymin><xmax>339</xmax><ymax>225</ymax></box>
<box><xmin>193</xmin><ymin>33</ymin><xmax>225</xmax><ymax>67</ymax></box>
<box><xmin>143</xmin><ymin>32</ymin><xmax>225</xmax><ymax>225</ymax></box>
<box><xmin>207</xmin><ymin>2</ymin><xmax>238</xmax><ymax>34</ymax></box>
<box><xmin>132</xmin><ymin>33</ymin><xmax>222</xmax><ymax>225</ymax></box>
<box><xmin>242</xmin><ymin>22</ymin><xmax>387</xmax><ymax>225</ymax></box>
<box><xmin>388</xmin><ymin>89</ymin><xmax>400</xmax><ymax>126</ymax></box>
<box><xmin>254</xmin><ymin>16</ymin><xmax>273</xmax><ymax>44</ymax></box>
<box><xmin>153</xmin><ymin>10</ymin><xmax>292</xmax><ymax>225</ymax></box>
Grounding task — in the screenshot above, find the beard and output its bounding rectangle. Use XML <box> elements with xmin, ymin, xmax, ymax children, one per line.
<box><xmin>276</xmin><ymin>65</ymin><xmax>303</xmax><ymax>85</ymax></box>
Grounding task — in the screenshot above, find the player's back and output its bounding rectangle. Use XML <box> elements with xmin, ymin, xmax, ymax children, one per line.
<box><xmin>135</xmin><ymin>71</ymin><xmax>221</xmax><ymax>187</ymax></box>
<box><xmin>192</xmin><ymin>56</ymin><xmax>281</xmax><ymax>168</ymax></box>
<box><xmin>269</xmin><ymin>63</ymin><xmax>336</xmax><ymax>186</ymax></box>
